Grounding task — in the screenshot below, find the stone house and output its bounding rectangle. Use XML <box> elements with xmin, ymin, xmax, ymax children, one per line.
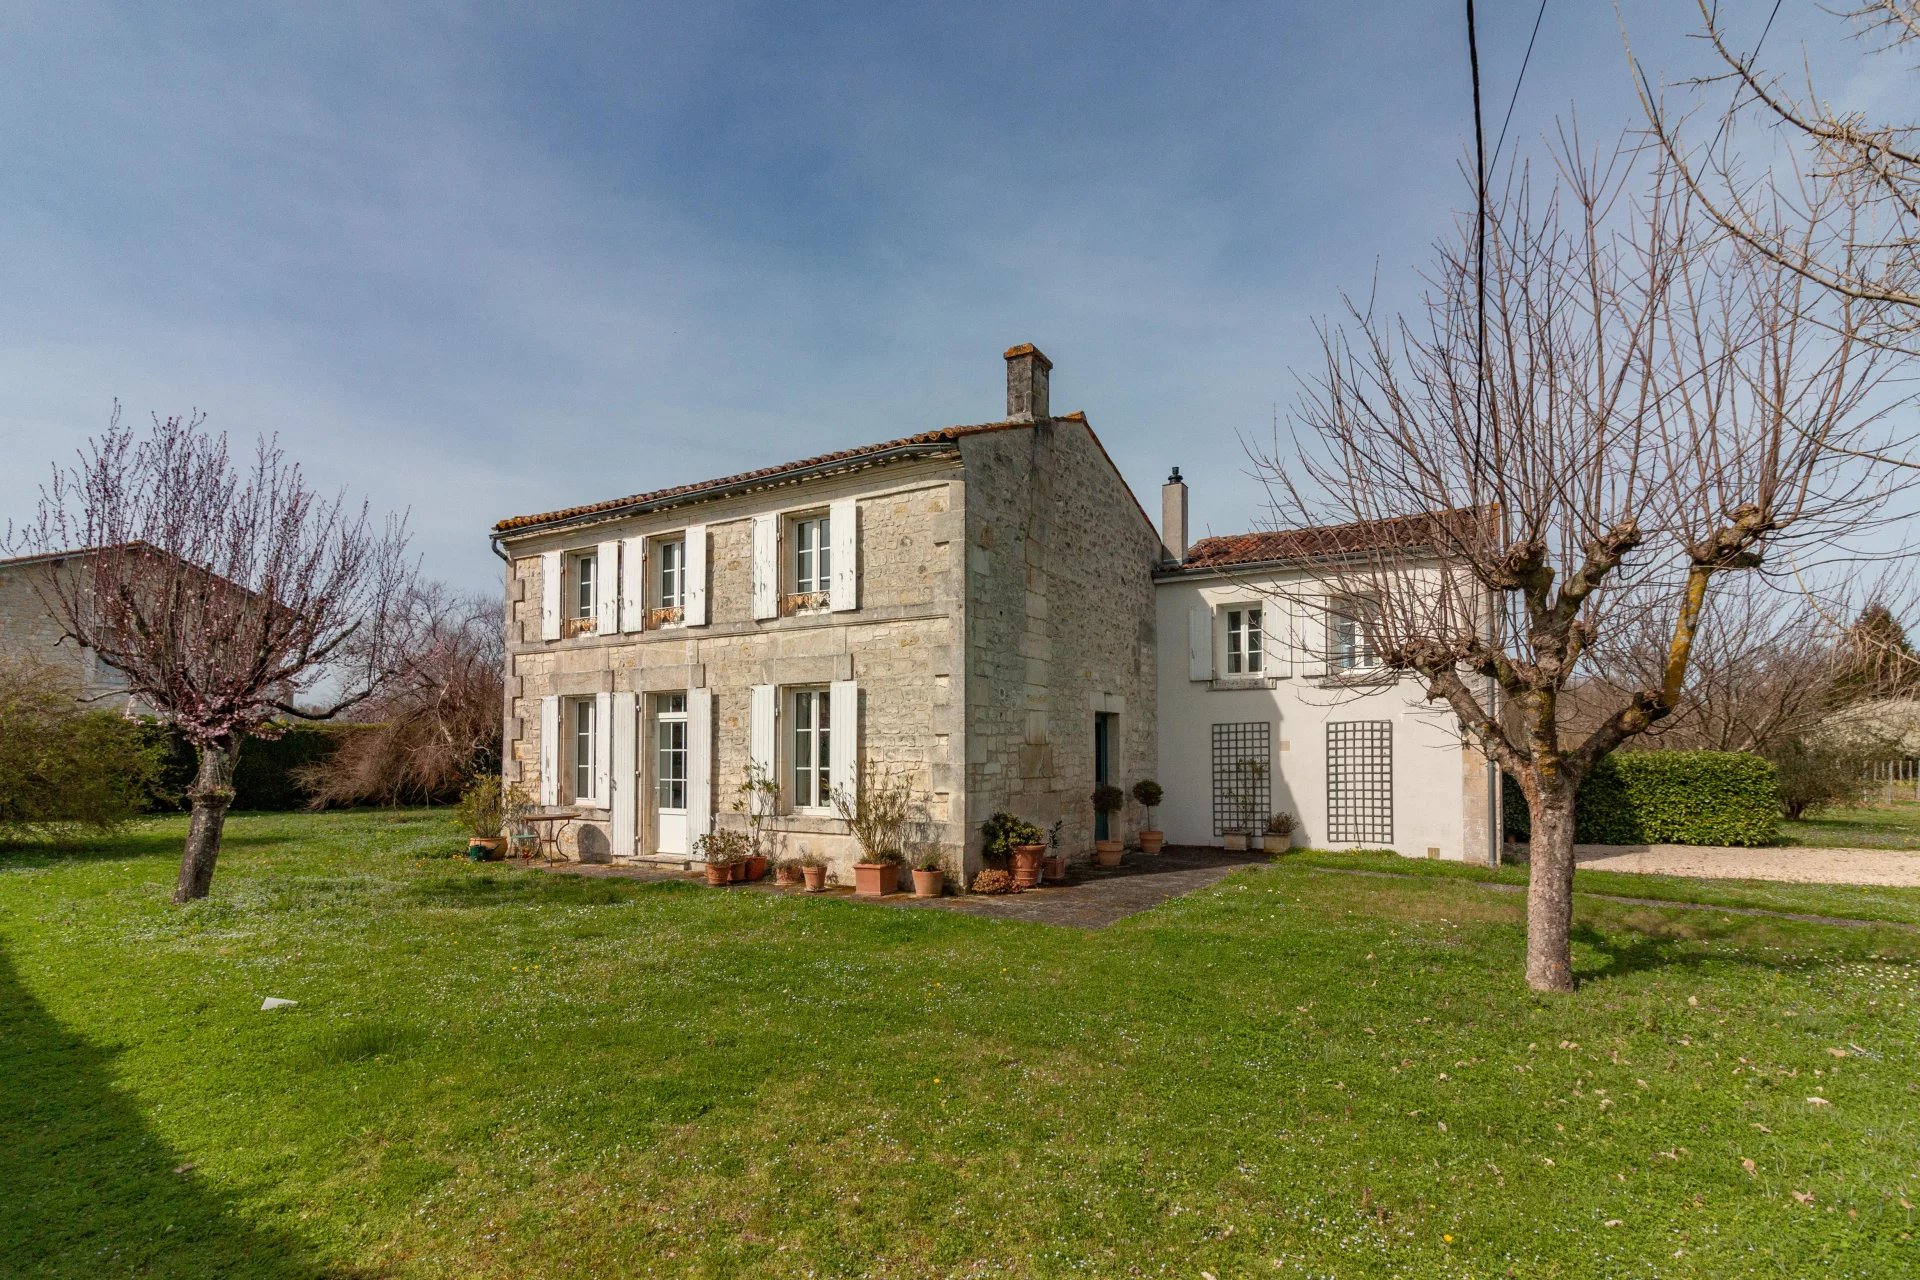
<box><xmin>0</xmin><ymin>546</ymin><xmax>144</xmax><ymax>711</ymax></box>
<box><xmin>491</xmin><ymin>343</ymin><xmax>1495</xmax><ymax>878</ymax></box>
<box><xmin>490</xmin><ymin>346</ymin><xmax>1162</xmax><ymax>878</ymax></box>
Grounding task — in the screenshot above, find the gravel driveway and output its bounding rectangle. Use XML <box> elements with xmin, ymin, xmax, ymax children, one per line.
<box><xmin>1571</xmin><ymin>843</ymin><xmax>1920</xmax><ymax>887</ymax></box>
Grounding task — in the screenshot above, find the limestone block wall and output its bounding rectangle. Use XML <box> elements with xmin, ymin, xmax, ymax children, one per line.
<box><xmin>500</xmin><ymin>458</ymin><xmax>971</xmax><ymax>876</ymax></box>
<box><xmin>0</xmin><ymin>562</ymin><xmax>138</xmax><ymax>710</ymax></box>
<box><xmin>956</xmin><ymin>420</ymin><xmax>1162</xmax><ymax>873</ymax></box>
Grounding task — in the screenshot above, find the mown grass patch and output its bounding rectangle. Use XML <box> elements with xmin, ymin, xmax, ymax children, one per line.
<box><xmin>3</xmin><ymin>810</ymin><xmax>1916</xmax><ymax>1277</ymax></box>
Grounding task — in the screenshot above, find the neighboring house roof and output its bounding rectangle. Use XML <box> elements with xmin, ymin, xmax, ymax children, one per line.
<box><xmin>0</xmin><ymin>540</ymin><xmax>161</xmax><ymax>571</ymax></box>
<box><xmin>491</xmin><ymin>411</ymin><xmax>1158</xmax><ymax>537</ymax></box>
<box><xmin>1170</xmin><ymin>512</ymin><xmax>1467</xmax><ymax>573</ymax></box>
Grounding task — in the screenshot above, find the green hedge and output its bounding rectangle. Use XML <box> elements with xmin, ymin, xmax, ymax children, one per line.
<box><xmin>1503</xmin><ymin>751</ymin><xmax>1780</xmax><ymax>847</ymax></box>
<box><xmin>145</xmin><ymin>723</ymin><xmax>375</xmax><ymax>812</ymax></box>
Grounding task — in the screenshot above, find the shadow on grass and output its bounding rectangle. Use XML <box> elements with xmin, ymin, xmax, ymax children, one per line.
<box><xmin>0</xmin><ymin>949</ymin><xmax>352</xmax><ymax>1278</ymax></box>
<box><xmin>0</xmin><ymin>825</ymin><xmax>283</xmax><ymax>868</ymax></box>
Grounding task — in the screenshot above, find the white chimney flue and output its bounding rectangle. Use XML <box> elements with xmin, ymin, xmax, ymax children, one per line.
<box><xmin>1161</xmin><ymin>467</ymin><xmax>1189</xmax><ymax>563</ymax></box>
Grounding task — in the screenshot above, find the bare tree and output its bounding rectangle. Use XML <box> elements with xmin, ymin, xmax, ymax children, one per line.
<box><xmin>1258</xmin><ymin>134</ymin><xmax>1903</xmax><ymax>991</ymax></box>
<box><xmin>15</xmin><ymin>408</ymin><xmax>414</xmax><ymax>901</ymax></box>
<box><xmin>296</xmin><ymin>582</ymin><xmax>503</xmax><ymax>807</ymax></box>
<box><xmin>1637</xmin><ymin>1</ymin><xmax>1920</xmax><ymax>355</ymax></box>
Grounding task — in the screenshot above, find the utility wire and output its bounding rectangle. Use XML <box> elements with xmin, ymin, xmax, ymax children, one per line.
<box><xmin>1490</xmin><ymin>0</ymin><xmax>1550</xmax><ymax>175</ymax></box>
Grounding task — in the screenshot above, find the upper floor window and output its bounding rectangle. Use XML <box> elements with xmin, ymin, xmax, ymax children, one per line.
<box><xmin>792</xmin><ymin>513</ymin><xmax>831</xmax><ymax>596</ymax></box>
<box><xmin>570</xmin><ymin>551</ymin><xmax>596</xmax><ymax>620</ymax></box>
<box><xmin>1330</xmin><ymin>596</ymin><xmax>1382</xmax><ymax>672</ymax></box>
<box><xmin>790</xmin><ymin>686</ymin><xmax>832</xmax><ymax>810</ymax></box>
<box><xmin>1225</xmin><ymin>607</ymin><xmax>1263</xmax><ymax>676</ymax></box>
<box><xmin>656</xmin><ymin>537</ymin><xmax>686</xmax><ymax>610</ymax></box>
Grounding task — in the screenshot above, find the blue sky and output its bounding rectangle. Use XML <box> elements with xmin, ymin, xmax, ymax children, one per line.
<box><xmin>0</xmin><ymin>2</ymin><xmax>1870</xmax><ymax>593</ymax></box>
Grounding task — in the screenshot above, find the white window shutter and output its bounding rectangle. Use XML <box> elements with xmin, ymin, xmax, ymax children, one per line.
<box><xmin>683</xmin><ymin>524</ymin><xmax>708</xmax><ymax>626</ymax></box>
<box><xmin>1187</xmin><ymin>606</ymin><xmax>1214</xmax><ymax>682</ymax></box>
<box><xmin>1298</xmin><ymin>595</ymin><xmax>1328</xmax><ymax>678</ymax></box>
<box><xmin>538</xmin><ymin>695</ymin><xmax>560</xmax><ymax>805</ymax></box>
<box><xmin>609</xmin><ymin>691</ymin><xmax>637</xmax><ymax>854</ymax></box>
<box><xmin>620</xmin><ymin>536</ymin><xmax>646</xmax><ymax>633</ymax></box>
<box><xmin>539</xmin><ymin>552</ymin><xmax>562</xmax><ymax>641</ymax></box>
<box><xmin>830</xmin><ymin>679</ymin><xmax>859</xmax><ymax>805</ymax></box>
<box><xmin>686</xmin><ymin>687</ymin><xmax>713</xmax><ymax>844</ymax></box>
<box><xmin>592</xmin><ymin>691</ymin><xmax>613</xmax><ymax>806</ymax></box>
<box><xmin>751</xmin><ymin>515</ymin><xmax>778</xmax><ymax>619</ymax></box>
<box><xmin>748</xmin><ymin>683</ymin><xmax>776</xmax><ymax>813</ymax></box>
<box><xmin>1262</xmin><ymin>598</ymin><xmax>1290</xmax><ymax>678</ymax></box>
<box><xmin>596</xmin><ymin>540</ymin><xmax>621</xmax><ymax>632</ymax></box>
<box><xmin>829</xmin><ymin>498</ymin><xmax>858</xmax><ymax>612</ymax></box>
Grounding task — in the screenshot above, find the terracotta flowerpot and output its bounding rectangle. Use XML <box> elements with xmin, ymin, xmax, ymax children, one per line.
<box><xmin>1041</xmin><ymin>854</ymin><xmax>1067</xmax><ymax>883</ymax></box>
<box><xmin>1011</xmin><ymin>844</ymin><xmax>1046</xmax><ymax>889</ymax></box>
<box><xmin>854</xmin><ymin>861</ymin><xmax>900</xmax><ymax>897</ymax></box>
<box><xmin>729</xmin><ymin>860</ymin><xmax>747</xmax><ymax>882</ymax></box>
<box><xmin>1094</xmin><ymin>840</ymin><xmax>1124</xmax><ymax>868</ymax></box>
<box><xmin>1138</xmin><ymin>831</ymin><xmax>1164</xmax><ymax>855</ymax></box>
<box><xmin>774</xmin><ymin>863</ymin><xmax>803</xmax><ymax>887</ymax></box>
<box><xmin>1223</xmin><ymin>833</ymin><xmax>1249</xmax><ymax>852</ymax></box>
<box><xmin>801</xmin><ymin>864</ymin><xmax>827</xmax><ymax>892</ymax></box>
<box><xmin>704</xmin><ymin>863</ymin><xmax>730</xmax><ymax>886</ymax></box>
<box><xmin>746</xmin><ymin>854</ymin><xmax>768</xmax><ymax>882</ymax></box>
<box><xmin>466</xmin><ymin>836</ymin><xmax>504</xmax><ymax>862</ymax></box>
<box><xmin>911</xmin><ymin>868</ymin><xmax>944</xmax><ymax>898</ymax></box>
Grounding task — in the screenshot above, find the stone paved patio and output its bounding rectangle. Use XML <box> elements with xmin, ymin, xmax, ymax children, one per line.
<box><xmin>542</xmin><ymin>846</ymin><xmax>1269</xmax><ymax>930</ymax></box>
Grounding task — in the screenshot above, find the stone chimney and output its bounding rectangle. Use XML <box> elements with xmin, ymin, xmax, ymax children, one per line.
<box><xmin>1161</xmin><ymin>467</ymin><xmax>1189</xmax><ymax>562</ymax></box>
<box><xmin>1004</xmin><ymin>343</ymin><xmax>1051</xmax><ymax>421</ymax></box>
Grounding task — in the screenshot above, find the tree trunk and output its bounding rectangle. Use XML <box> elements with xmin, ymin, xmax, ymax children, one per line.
<box><xmin>1523</xmin><ymin>788</ymin><xmax>1579</xmax><ymax>993</ymax></box>
<box><xmin>173</xmin><ymin>739</ymin><xmax>240</xmax><ymax>903</ymax></box>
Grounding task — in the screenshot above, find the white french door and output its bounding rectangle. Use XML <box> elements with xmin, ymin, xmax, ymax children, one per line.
<box><xmin>653</xmin><ymin>693</ymin><xmax>689</xmax><ymax>855</ymax></box>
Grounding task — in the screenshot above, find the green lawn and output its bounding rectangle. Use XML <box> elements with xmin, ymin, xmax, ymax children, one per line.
<box><xmin>1783</xmin><ymin>798</ymin><xmax>1920</xmax><ymax>851</ymax></box>
<box><xmin>4</xmin><ymin>811</ymin><xmax>1917</xmax><ymax>1278</ymax></box>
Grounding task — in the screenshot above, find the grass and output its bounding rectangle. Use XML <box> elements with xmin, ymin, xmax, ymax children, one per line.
<box><xmin>2</xmin><ymin>810</ymin><xmax>1916</xmax><ymax>1278</ymax></box>
<box><xmin>1782</xmin><ymin>798</ymin><xmax>1920</xmax><ymax>852</ymax></box>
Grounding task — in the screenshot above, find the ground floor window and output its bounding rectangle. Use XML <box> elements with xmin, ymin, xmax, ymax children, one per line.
<box><xmin>1326</xmin><ymin>720</ymin><xmax>1392</xmax><ymax>844</ymax></box>
<box><xmin>790</xmin><ymin>686</ymin><xmax>832</xmax><ymax>810</ymax></box>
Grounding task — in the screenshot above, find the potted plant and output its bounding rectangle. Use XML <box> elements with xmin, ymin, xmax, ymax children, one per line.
<box><xmin>833</xmin><ymin>764</ymin><xmax>921</xmax><ymax>897</ymax></box>
<box><xmin>773</xmin><ymin>858</ymin><xmax>803</xmax><ymax>887</ymax></box>
<box><xmin>696</xmin><ymin>829</ymin><xmax>749</xmax><ymax>886</ymax></box>
<box><xmin>969</xmin><ymin>868</ymin><xmax>1017</xmax><ymax>894</ymax></box>
<box><xmin>1262</xmin><ymin>811</ymin><xmax>1297</xmax><ymax>853</ymax></box>
<box><xmin>455</xmin><ymin>773</ymin><xmax>508</xmax><ymax>860</ymax></box>
<box><xmin>1041</xmin><ymin>819</ymin><xmax>1067</xmax><ymax>883</ymax></box>
<box><xmin>911</xmin><ymin>852</ymin><xmax>945</xmax><ymax>898</ymax></box>
<box><xmin>982</xmin><ymin>811</ymin><xmax>1047</xmax><ymax>889</ymax></box>
<box><xmin>1132</xmin><ymin>779</ymin><xmax>1165</xmax><ymax>854</ymax></box>
<box><xmin>1092</xmin><ymin>783</ymin><xmax>1126</xmax><ymax>867</ymax></box>
<box><xmin>735</xmin><ymin>762</ymin><xmax>780</xmax><ymax>881</ymax></box>
<box><xmin>799</xmin><ymin>853</ymin><xmax>828</xmax><ymax>893</ymax></box>
<box><xmin>1223</xmin><ymin>758</ymin><xmax>1267</xmax><ymax>851</ymax></box>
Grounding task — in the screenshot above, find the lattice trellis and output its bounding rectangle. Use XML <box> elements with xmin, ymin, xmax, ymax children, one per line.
<box><xmin>1211</xmin><ymin>721</ymin><xmax>1272</xmax><ymax>836</ymax></box>
<box><xmin>1326</xmin><ymin>720</ymin><xmax>1393</xmax><ymax>845</ymax></box>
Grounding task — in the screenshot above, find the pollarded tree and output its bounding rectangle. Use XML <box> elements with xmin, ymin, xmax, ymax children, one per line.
<box><xmin>17</xmin><ymin>408</ymin><xmax>414</xmax><ymax>900</ymax></box>
<box><xmin>1258</xmin><ymin>134</ymin><xmax>1906</xmax><ymax>991</ymax></box>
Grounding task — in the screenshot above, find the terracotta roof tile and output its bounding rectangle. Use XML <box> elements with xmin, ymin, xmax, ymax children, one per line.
<box><xmin>1176</xmin><ymin>512</ymin><xmax>1468</xmax><ymax>570</ymax></box>
<box><xmin>491</xmin><ymin>418</ymin><xmax>1077</xmax><ymax>535</ymax></box>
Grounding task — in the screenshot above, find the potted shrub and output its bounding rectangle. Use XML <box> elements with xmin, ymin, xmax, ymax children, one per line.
<box><xmin>735</xmin><ymin>762</ymin><xmax>781</xmax><ymax>880</ymax></box>
<box><xmin>773</xmin><ymin>858</ymin><xmax>803</xmax><ymax>887</ymax></box>
<box><xmin>1223</xmin><ymin>757</ymin><xmax>1267</xmax><ymax>851</ymax></box>
<box><xmin>833</xmin><ymin>764</ymin><xmax>921</xmax><ymax>898</ymax></box>
<box><xmin>970</xmin><ymin>868</ymin><xmax>1017</xmax><ymax>894</ymax></box>
<box><xmin>455</xmin><ymin>774</ymin><xmax>508</xmax><ymax>860</ymax></box>
<box><xmin>1133</xmin><ymin>779</ymin><xmax>1165</xmax><ymax>854</ymax></box>
<box><xmin>799</xmin><ymin>853</ymin><xmax>828</xmax><ymax>893</ymax></box>
<box><xmin>696</xmin><ymin>829</ymin><xmax>749</xmax><ymax>886</ymax></box>
<box><xmin>911</xmin><ymin>853</ymin><xmax>945</xmax><ymax>898</ymax></box>
<box><xmin>1041</xmin><ymin>819</ymin><xmax>1067</xmax><ymax>883</ymax></box>
<box><xmin>1092</xmin><ymin>783</ymin><xmax>1126</xmax><ymax>867</ymax></box>
<box><xmin>1261</xmin><ymin>811</ymin><xmax>1297</xmax><ymax>853</ymax></box>
<box><xmin>982</xmin><ymin>812</ymin><xmax>1047</xmax><ymax>889</ymax></box>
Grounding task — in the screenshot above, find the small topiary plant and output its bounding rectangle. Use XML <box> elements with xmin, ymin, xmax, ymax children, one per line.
<box><xmin>1131</xmin><ymin>779</ymin><xmax>1164</xmax><ymax>829</ymax></box>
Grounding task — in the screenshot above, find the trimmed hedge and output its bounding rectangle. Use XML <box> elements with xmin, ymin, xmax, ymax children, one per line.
<box><xmin>145</xmin><ymin>723</ymin><xmax>376</xmax><ymax>812</ymax></box>
<box><xmin>1503</xmin><ymin>751</ymin><xmax>1780</xmax><ymax>847</ymax></box>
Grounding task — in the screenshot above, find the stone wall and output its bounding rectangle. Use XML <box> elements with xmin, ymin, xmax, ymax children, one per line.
<box><xmin>0</xmin><ymin>561</ymin><xmax>137</xmax><ymax>709</ymax></box>
<box><xmin>957</xmin><ymin>419</ymin><xmax>1162</xmax><ymax>873</ymax></box>
<box><xmin>501</xmin><ymin>456</ymin><xmax>971</xmax><ymax>876</ymax></box>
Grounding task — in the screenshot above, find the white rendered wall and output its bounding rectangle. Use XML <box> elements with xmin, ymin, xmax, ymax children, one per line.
<box><xmin>1153</xmin><ymin>569</ymin><xmax>1478</xmax><ymax>860</ymax></box>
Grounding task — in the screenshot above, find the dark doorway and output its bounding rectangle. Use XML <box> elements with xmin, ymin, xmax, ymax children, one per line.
<box><xmin>1094</xmin><ymin>712</ymin><xmax>1117</xmax><ymax>840</ymax></box>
